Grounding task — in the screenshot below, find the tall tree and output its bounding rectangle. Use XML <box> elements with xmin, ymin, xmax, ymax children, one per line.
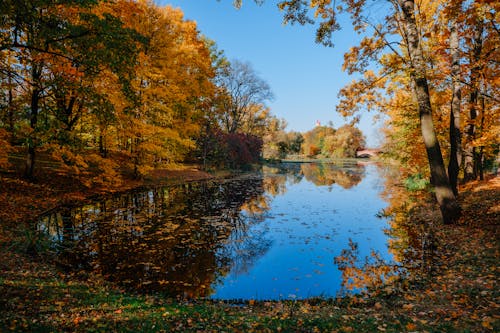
<box><xmin>0</xmin><ymin>0</ymin><xmax>141</xmax><ymax>179</ymax></box>
<box><xmin>115</xmin><ymin>0</ymin><xmax>215</xmax><ymax>177</ymax></box>
<box><xmin>447</xmin><ymin>2</ymin><xmax>463</xmax><ymax>196</ymax></box>
<box><xmin>397</xmin><ymin>0</ymin><xmax>460</xmax><ymax>223</ymax></box>
<box><xmin>457</xmin><ymin>1</ymin><xmax>499</xmax><ymax>182</ymax></box>
<box><xmin>217</xmin><ymin>59</ymin><xmax>274</xmax><ymax>134</ymax></box>
<box><xmin>238</xmin><ymin>0</ymin><xmax>462</xmax><ymax>223</ymax></box>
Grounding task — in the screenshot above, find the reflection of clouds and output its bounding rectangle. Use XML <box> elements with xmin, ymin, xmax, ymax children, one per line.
<box><xmin>300</xmin><ymin>163</ymin><xmax>365</xmax><ymax>189</ymax></box>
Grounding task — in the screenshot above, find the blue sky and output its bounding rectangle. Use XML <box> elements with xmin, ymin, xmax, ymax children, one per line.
<box><xmin>158</xmin><ymin>0</ymin><xmax>382</xmax><ymax>146</ymax></box>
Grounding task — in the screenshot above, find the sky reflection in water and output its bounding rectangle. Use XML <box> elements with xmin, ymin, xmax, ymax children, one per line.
<box><xmin>38</xmin><ymin>162</ymin><xmax>392</xmax><ymax>300</ymax></box>
<box><xmin>212</xmin><ymin>163</ymin><xmax>390</xmax><ymax>300</ymax></box>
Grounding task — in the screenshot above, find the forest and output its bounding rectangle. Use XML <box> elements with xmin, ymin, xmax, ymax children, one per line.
<box><xmin>0</xmin><ymin>0</ymin><xmax>499</xmax><ymax>332</ymax></box>
<box><xmin>0</xmin><ymin>0</ymin><xmax>367</xmax><ymax>182</ymax></box>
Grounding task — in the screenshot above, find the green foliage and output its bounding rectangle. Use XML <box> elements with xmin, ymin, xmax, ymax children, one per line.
<box><xmin>287</xmin><ymin>132</ymin><xmax>304</xmax><ymax>154</ymax></box>
<box><xmin>404</xmin><ymin>173</ymin><xmax>430</xmax><ymax>192</ymax></box>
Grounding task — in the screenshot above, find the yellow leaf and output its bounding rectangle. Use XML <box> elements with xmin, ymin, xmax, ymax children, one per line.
<box><xmin>406</xmin><ymin>323</ymin><xmax>417</xmax><ymax>331</ymax></box>
<box><xmin>402</xmin><ymin>303</ymin><xmax>414</xmax><ymax>310</ymax></box>
<box><xmin>481</xmin><ymin>317</ymin><xmax>493</xmax><ymax>330</ymax></box>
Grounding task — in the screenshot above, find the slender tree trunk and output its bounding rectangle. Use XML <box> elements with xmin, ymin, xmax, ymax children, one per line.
<box><xmin>24</xmin><ymin>64</ymin><xmax>42</xmax><ymax>180</ymax></box>
<box><xmin>478</xmin><ymin>94</ymin><xmax>485</xmax><ymax>180</ymax></box>
<box><xmin>24</xmin><ymin>94</ymin><xmax>39</xmax><ymax>179</ymax></box>
<box><xmin>463</xmin><ymin>20</ymin><xmax>483</xmax><ymax>182</ymax></box>
<box><xmin>448</xmin><ymin>17</ymin><xmax>461</xmax><ymax>196</ymax></box>
<box><xmin>399</xmin><ymin>0</ymin><xmax>460</xmax><ymax>224</ymax></box>
<box><xmin>7</xmin><ymin>74</ymin><xmax>15</xmax><ymax>140</ymax></box>
<box><xmin>99</xmin><ymin>134</ymin><xmax>107</xmax><ymax>157</ymax></box>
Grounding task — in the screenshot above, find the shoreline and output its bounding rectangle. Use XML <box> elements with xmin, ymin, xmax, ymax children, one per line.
<box><xmin>0</xmin><ymin>165</ymin><xmax>498</xmax><ymax>332</ymax></box>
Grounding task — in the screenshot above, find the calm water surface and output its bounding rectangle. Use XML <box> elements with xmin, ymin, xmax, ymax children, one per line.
<box><xmin>39</xmin><ymin>162</ymin><xmax>393</xmax><ymax>300</ymax></box>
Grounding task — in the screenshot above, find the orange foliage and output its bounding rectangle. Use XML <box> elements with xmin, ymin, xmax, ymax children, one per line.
<box><xmin>0</xmin><ymin>129</ymin><xmax>13</xmax><ymax>169</ymax></box>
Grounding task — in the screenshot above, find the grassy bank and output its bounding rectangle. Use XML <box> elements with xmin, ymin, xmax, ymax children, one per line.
<box><xmin>0</xmin><ymin>165</ymin><xmax>498</xmax><ymax>332</ymax></box>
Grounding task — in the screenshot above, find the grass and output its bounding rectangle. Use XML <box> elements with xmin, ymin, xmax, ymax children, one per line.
<box><xmin>0</xmin><ymin>269</ymin><xmax>408</xmax><ymax>332</ymax></box>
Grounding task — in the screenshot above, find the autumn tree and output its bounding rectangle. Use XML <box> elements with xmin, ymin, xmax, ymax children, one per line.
<box><xmin>300</xmin><ymin>123</ymin><xmax>365</xmax><ymax>158</ymax></box>
<box><xmin>192</xmin><ymin>40</ymin><xmax>229</xmax><ymax>169</ymax></box>
<box><xmin>301</xmin><ymin>125</ymin><xmax>335</xmax><ymax>157</ymax></box>
<box><xmin>326</xmin><ymin>124</ymin><xmax>366</xmax><ymax>158</ymax></box>
<box><xmin>236</xmin><ymin>0</ymin><xmax>463</xmax><ymax>223</ymax></box>
<box><xmin>113</xmin><ymin>1</ymin><xmax>215</xmax><ymax>177</ymax></box>
<box><xmin>286</xmin><ymin>131</ymin><xmax>304</xmax><ymax>154</ymax></box>
<box><xmin>0</xmin><ymin>0</ymin><xmax>141</xmax><ymax>180</ymax></box>
<box><xmin>382</xmin><ymin>82</ymin><xmax>429</xmax><ymax>176</ymax></box>
<box><xmin>216</xmin><ymin>59</ymin><xmax>274</xmax><ymax>134</ymax></box>
<box><xmin>446</xmin><ymin>1</ymin><xmax>463</xmax><ymax>196</ymax></box>
<box><xmin>423</xmin><ymin>0</ymin><xmax>499</xmax><ymax>191</ymax></box>
<box><xmin>460</xmin><ymin>2</ymin><xmax>499</xmax><ymax>181</ymax></box>
<box><xmin>261</xmin><ymin>117</ymin><xmax>288</xmax><ymax>159</ymax></box>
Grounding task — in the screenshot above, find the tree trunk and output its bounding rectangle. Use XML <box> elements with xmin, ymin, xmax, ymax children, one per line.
<box><xmin>463</xmin><ymin>20</ymin><xmax>483</xmax><ymax>182</ymax></box>
<box><xmin>477</xmin><ymin>94</ymin><xmax>486</xmax><ymax>180</ymax></box>
<box><xmin>7</xmin><ymin>74</ymin><xmax>15</xmax><ymax>141</ymax></box>
<box><xmin>24</xmin><ymin>64</ymin><xmax>42</xmax><ymax>180</ymax></box>
<box><xmin>448</xmin><ymin>16</ymin><xmax>461</xmax><ymax>196</ymax></box>
<box><xmin>399</xmin><ymin>0</ymin><xmax>460</xmax><ymax>224</ymax></box>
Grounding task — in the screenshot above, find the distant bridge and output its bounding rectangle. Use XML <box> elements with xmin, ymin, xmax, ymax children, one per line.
<box><xmin>356</xmin><ymin>148</ymin><xmax>381</xmax><ymax>158</ymax></box>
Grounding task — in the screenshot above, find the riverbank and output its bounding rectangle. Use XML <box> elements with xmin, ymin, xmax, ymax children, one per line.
<box><xmin>0</xmin><ymin>165</ymin><xmax>498</xmax><ymax>332</ymax></box>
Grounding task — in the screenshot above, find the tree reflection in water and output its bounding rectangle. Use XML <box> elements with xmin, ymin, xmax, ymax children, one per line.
<box><xmin>38</xmin><ymin>177</ymin><xmax>273</xmax><ymax>297</ymax></box>
<box><xmin>263</xmin><ymin>161</ymin><xmax>364</xmax><ymax>191</ymax></box>
<box><xmin>300</xmin><ymin>162</ymin><xmax>363</xmax><ymax>189</ymax></box>
<box><xmin>334</xmin><ymin>239</ymin><xmax>402</xmax><ymax>295</ymax></box>
<box><xmin>39</xmin><ymin>162</ymin><xmax>399</xmax><ymax>300</ymax></box>
<box><xmin>333</xmin><ymin>164</ymin><xmax>441</xmax><ymax>296</ymax></box>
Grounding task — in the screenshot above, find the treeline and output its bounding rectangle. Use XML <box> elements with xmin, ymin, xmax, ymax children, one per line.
<box><xmin>0</xmin><ymin>0</ymin><xmax>280</xmax><ymax>183</ymax></box>
<box><xmin>265</xmin><ymin>0</ymin><xmax>498</xmax><ymax>223</ymax></box>
<box><xmin>263</xmin><ymin>122</ymin><xmax>365</xmax><ymax>160</ymax></box>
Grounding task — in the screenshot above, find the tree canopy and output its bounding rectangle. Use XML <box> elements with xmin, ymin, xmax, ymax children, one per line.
<box><xmin>0</xmin><ymin>0</ymin><xmax>283</xmax><ymax>180</ymax></box>
<box><xmin>237</xmin><ymin>0</ymin><xmax>499</xmax><ymax>224</ymax></box>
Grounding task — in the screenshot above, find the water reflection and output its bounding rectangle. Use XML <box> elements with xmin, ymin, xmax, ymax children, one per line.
<box><xmin>331</xmin><ymin>164</ymin><xmax>443</xmax><ymax>297</ymax></box>
<box><xmin>378</xmin><ymin>165</ymin><xmax>440</xmax><ymax>282</ymax></box>
<box><xmin>301</xmin><ymin>162</ymin><xmax>364</xmax><ymax>189</ymax></box>
<box><xmin>39</xmin><ymin>162</ymin><xmax>393</xmax><ymax>300</ymax></box>
<box><xmin>39</xmin><ymin>178</ymin><xmax>271</xmax><ymax>297</ymax></box>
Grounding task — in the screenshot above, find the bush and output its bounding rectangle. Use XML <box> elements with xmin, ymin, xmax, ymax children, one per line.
<box><xmin>194</xmin><ymin>128</ymin><xmax>263</xmax><ymax>169</ymax></box>
<box><xmin>404</xmin><ymin>173</ymin><xmax>429</xmax><ymax>191</ymax></box>
<box><xmin>224</xmin><ymin>133</ymin><xmax>263</xmax><ymax>169</ymax></box>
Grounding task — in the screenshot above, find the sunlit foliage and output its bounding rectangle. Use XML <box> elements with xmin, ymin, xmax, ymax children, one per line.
<box><xmin>238</xmin><ymin>0</ymin><xmax>498</xmax><ymax>223</ymax></box>
<box><xmin>0</xmin><ymin>0</ymin><xmax>282</xmax><ymax>181</ymax></box>
<box><xmin>302</xmin><ymin>124</ymin><xmax>365</xmax><ymax>158</ymax></box>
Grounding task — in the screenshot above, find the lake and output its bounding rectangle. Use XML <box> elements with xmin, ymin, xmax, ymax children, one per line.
<box><xmin>38</xmin><ymin>161</ymin><xmax>394</xmax><ymax>300</ymax></box>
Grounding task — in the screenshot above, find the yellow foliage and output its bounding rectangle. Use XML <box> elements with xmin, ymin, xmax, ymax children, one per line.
<box><xmin>106</xmin><ymin>0</ymin><xmax>214</xmax><ymax>173</ymax></box>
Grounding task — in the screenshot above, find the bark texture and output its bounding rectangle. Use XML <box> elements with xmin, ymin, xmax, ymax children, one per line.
<box><xmin>399</xmin><ymin>0</ymin><xmax>461</xmax><ymax>224</ymax></box>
